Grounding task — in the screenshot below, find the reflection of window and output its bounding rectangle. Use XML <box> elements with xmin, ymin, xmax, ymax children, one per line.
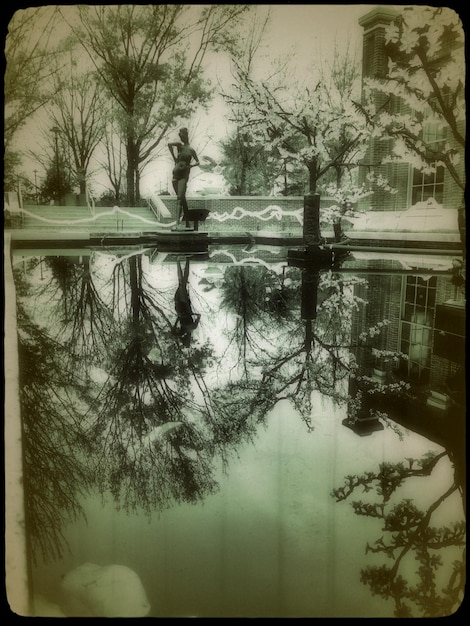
<box><xmin>410</xmin><ymin>120</ymin><xmax>446</xmax><ymax>205</ymax></box>
<box><xmin>398</xmin><ymin>276</ymin><xmax>437</xmax><ymax>384</ymax></box>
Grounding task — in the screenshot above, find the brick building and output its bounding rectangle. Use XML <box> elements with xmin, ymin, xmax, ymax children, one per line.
<box><xmin>357</xmin><ymin>6</ymin><xmax>465</xmax><ymax>213</ymax></box>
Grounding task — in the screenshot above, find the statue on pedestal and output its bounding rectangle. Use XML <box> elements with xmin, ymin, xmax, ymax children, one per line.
<box><xmin>168</xmin><ymin>128</ymin><xmax>200</xmax><ymax>228</ymax></box>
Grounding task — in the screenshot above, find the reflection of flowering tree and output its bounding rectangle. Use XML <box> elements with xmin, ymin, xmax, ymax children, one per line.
<box><xmin>218</xmin><ymin>267</ymin><xmax>391</xmax><ymax>429</ymax></box>
<box><xmin>345</xmin><ymin>317</ymin><xmax>412</xmax><ymax>436</ymax></box>
<box><xmin>332</xmin><ymin>452</ymin><xmax>465</xmax><ymax>617</ymax></box>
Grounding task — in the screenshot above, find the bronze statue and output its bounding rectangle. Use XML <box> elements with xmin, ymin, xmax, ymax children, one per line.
<box><xmin>168</xmin><ymin>128</ymin><xmax>200</xmax><ymax>228</ymax></box>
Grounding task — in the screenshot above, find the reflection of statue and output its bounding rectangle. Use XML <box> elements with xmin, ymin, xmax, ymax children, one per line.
<box><xmin>168</xmin><ymin>128</ymin><xmax>200</xmax><ymax>228</ymax></box>
<box><xmin>172</xmin><ymin>258</ymin><xmax>201</xmax><ymax>346</ymax></box>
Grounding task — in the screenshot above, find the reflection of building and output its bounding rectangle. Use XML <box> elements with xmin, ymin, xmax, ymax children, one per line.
<box><xmin>399</xmin><ymin>276</ymin><xmax>466</xmax><ymax>392</ymax></box>
<box><xmin>358</xmin><ymin>6</ymin><xmax>465</xmax><ymax>213</ymax></box>
<box><xmin>348</xmin><ymin>261</ymin><xmax>465</xmax><ymax>437</ymax></box>
<box><xmin>346</xmin><ymin>262</ymin><xmax>465</xmax><ymax>503</ymax></box>
<box><xmin>398</xmin><ymin>275</ymin><xmax>437</xmax><ymax>386</ymax></box>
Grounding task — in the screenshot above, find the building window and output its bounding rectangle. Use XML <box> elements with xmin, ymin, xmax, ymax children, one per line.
<box><xmin>410</xmin><ymin>119</ymin><xmax>446</xmax><ymax>206</ymax></box>
<box><xmin>411</xmin><ymin>165</ymin><xmax>445</xmax><ymax>205</ymax></box>
<box><xmin>398</xmin><ymin>276</ymin><xmax>437</xmax><ymax>384</ymax></box>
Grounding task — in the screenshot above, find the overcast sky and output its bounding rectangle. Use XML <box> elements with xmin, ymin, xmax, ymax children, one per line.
<box><xmin>10</xmin><ymin>4</ymin><xmax>389</xmax><ymax>197</ymax></box>
<box><xmin>152</xmin><ymin>4</ymin><xmax>375</xmax><ymax>195</ymax></box>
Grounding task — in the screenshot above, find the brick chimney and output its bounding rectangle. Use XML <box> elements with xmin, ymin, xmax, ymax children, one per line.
<box><xmin>359</xmin><ymin>6</ymin><xmax>398</xmax><ymax>81</ymax></box>
<box><xmin>358</xmin><ymin>6</ymin><xmax>402</xmax><ymax>212</ymax></box>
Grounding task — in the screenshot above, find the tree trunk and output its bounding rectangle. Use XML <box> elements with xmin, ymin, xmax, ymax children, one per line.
<box><xmin>333</xmin><ymin>221</ymin><xmax>348</xmax><ymax>242</ymax></box>
<box><xmin>112</xmin><ymin>182</ymin><xmax>121</xmax><ymax>204</ymax></box>
<box><xmin>126</xmin><ymin>164</ymin><xmax>135</xmax><ymax>206</ymax></box>
<box><xmin>307</xmin><ymin>160</ymin><xmax>318</xmax><ymax>193</ymax></box>
<box><xmin>126</xmin><ymin>139</ymin><xmax>136</xmax><ymax>206</ymax></box>
<box><xmin>304</xmin><ymin>319</ymin><xmax>314</xmax><ymax>354</ymax></box>
<box><xmin>77</xmin><ymin>168</ymin><xmax>87</xmax><ymax>195</ymax></box>
<box><xmin>239</xmin><ymin>164</ymin><xmax>247</xmax><ymax>196</ymax></box>
<box><xmin>135</xmin><ymin>167</ymin><xmax>141</xmax><ymax>205</ymax></box>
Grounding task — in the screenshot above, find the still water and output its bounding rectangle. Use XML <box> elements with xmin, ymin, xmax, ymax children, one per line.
<box><xmin>9</xmin><ymin>244</ymin><xmax>465</xmax><ymax>618</ymax></box>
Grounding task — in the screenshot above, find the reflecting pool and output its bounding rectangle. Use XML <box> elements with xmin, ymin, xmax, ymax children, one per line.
<box><xmin>7</xmin><ymin>243</ymin><xmax>465</xmax><ymax>617</ymax></box>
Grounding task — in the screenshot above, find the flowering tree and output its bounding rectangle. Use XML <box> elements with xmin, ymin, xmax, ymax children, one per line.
<box><xmin>321</xmin><ymin>174</ymin><xmax>397</xmax><ymax>240</ymax></box>
<box><xmin>224</xmin><ymin>44</ymin><xmax>368</xmax><ymax>196</ymax></box>
<box><xmin>361</xmin><ymin>6</ymin><xmax>465</xmax><ymax>194</ymax></box>
<box><xmin>222</xmin><ymin>43</ymin><xmax>394</xmax><ymax>238</ymax></box>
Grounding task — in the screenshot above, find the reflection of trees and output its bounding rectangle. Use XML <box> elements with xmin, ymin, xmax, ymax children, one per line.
<box><xmin>44</xmin><ymin>256</ymin><xmax>76</xmax><ymax>321</ymax></box>
<box><xmin>33</xmin><ymin>256</ymin><xmax>114</xmax><ymax>363</ymax></box>
<box><xmin>332</xmin><ymin>453</ymin><xmax>465</xmax><ymax>617</ymax></box>
<box><xmin>198</xmin><ymin>377</ymin><xmax>279</xmax><ymax>453</ymax></box>
<box><xmin>88</xmin><ymin>254</ymin><xmax>218</xmax><ymax>514</ymax></box>
<box><xmin>65</xmin><ymin>256</ymin><xmax>114</xmax><ymax>361</ymax></box>
<box><xmin>14</xmin><ymin>253</ymin><xmax>222</xmax><ymax>557</ymax></box>
<box><xmin>16</xmin><ymin>299</ymin><xmax>94</xmax><ymax>564</ymax></box>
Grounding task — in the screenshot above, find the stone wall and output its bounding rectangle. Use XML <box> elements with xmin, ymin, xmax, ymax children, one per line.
<box><xmin>156</xmin><ymin>196</ymin><xmax>338</xmax><ymax>233</ymax></box>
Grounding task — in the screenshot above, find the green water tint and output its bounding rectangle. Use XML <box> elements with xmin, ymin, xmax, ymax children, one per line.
<box><xmin>10</xmin><ymin>246</ymin><xmax>465</xmax><ymax>618</ymax></box>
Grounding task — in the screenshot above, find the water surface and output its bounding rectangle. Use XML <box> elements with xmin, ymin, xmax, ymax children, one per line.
<box><xmin>10</xmin><ymin>244</ymin><xmax>465</xmax><ymax>618</ymax></box>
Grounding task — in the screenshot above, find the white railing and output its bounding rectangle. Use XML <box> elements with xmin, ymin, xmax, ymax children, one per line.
<box><xmin>148</xmin><ymin>194</ymin><xmax>172</xmax><ymax>221</ymax></box>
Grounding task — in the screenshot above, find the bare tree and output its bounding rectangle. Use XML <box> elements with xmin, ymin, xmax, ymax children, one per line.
<box><xmin>47</xmin><ymin>61</ymin><xmax>107</xmax><ymax>195</ymax></box>
<box><xmin>68</xmin><ymin>5</ymin><xmax>250</xmax><ymax>205</ymax></box>
<box><xmin>4</xmin><ymin>6</ymin><xmax>63</xmax><ymax>147</ymax></box>
<box><xmin>100</xmin><ymin>109</ymin><xmax>128</xmax><ymax>204</ymax></box>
